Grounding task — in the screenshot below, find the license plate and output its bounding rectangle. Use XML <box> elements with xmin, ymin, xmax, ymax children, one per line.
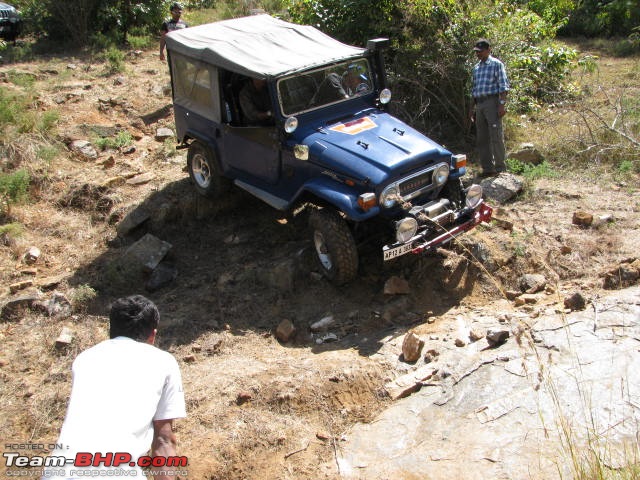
<box><xmin>383</xmin><ymin>242</ymin><xmax>413</xmax><ymax>261</ymax></box>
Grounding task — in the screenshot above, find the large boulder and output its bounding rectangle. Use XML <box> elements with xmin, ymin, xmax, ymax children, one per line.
<box><xmin>481</xmin><ymin>173</ymin><xmax>523</xmax><ymax>204</ymax></box>
<box><xmin>508</xmin><ymin>143</ymin><xmax>545</xmax><ymax>165</ymax></box>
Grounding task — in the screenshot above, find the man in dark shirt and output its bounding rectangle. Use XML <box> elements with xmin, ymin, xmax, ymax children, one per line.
<box><xmin>239</xmin><ymin>78</ymin><xmax>274</xmax><ymax>126</ymax></box>
<box><xmin>159</xmin><ymin>3</ymin><xmax>188</xmax><ymax>61</ymax></box>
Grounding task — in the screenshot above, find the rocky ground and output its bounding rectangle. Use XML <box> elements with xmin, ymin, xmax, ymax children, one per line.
<box><xmin>0</xmin><ymin>45</ymin><xmax>639</xmax><ymax>480</ymax></box>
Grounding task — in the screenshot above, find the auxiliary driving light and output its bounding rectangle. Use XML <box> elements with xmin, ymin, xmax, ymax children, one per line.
<box><xmin>465</xmin><ymin>184</ymin><xmax>483</xmax><ymax>209</ymax></box>
<box><xmin>396</xmin><ymin>217</ymin><xmax>418</xmax><ymax>243</ymax></box>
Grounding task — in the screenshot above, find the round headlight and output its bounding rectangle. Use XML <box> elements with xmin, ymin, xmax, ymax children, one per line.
<box><xmin>380</xmin><ymin>185</ymin><xmax>399</xmax><ymax>208</ymax></box>
<box><xmin>396</xmin><ymin>217</ymin><xmax>418</xmax><ymax>243</ymax></box>
<box><xmin>433</xmin><ymin>164</ymin><xmax>450</xmax><ymax>186</ymax></box>
<box><xmin>379</xmin><ymin>88</ymin><xmax>392</xmax><ymax>105</ymax></box>
<box><xmin>284</xmin><ymin>116</ymin><xmax>298</xmax><ymax>134</ymax></box>
<box><xmin>465</xmin><ymin>184</ymin><xmax>483</xmax><ymax>209</ymax></box>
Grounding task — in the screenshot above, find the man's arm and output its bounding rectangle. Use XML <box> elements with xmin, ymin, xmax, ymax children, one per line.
<box><xmin>159</xmin><ymin>24</ymin><xmax>168</xmax><ymax>60</ymax></box>
<box><xmin>151</xmin><ymin>419</ymin><xmax>178</xmax><ymax>479</ymax></box>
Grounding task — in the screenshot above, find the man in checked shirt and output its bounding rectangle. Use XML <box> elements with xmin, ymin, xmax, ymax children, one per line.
<box><xmin>470</xmin><ymin>39</ymin><xmax>510</xmax><ymax>178</ymax></box>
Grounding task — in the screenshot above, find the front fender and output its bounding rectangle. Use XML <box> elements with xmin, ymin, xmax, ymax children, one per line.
<box><xmin>301</xmin><ymin>177</ymin><xmax>380</xmax><ymax>221</ymax></box>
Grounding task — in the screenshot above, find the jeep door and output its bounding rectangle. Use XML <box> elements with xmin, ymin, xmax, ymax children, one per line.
<box><xmin>221</xmin><ymin>125</ymin><xmax>281</xmax><ymax>185</ymax></box>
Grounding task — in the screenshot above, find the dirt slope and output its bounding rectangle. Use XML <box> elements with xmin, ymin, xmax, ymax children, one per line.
<box><xmin>0</xmin><ymin>46</ymin><xmax>639</xmax><ymax>480</ymax></box>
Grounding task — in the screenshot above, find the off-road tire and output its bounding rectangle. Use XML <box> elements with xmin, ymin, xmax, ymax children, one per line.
<box><xmin>308</xmin><ymin>208</ymin><xmax>358</xmax><ymax>285</ymax></box>
<box><xmin>442</xmin><ymin>178</ymin><xmax>465</xmax><ymax>209</ymax></box>
<box><xmin>187</xmin><ymin>141</ymin><xmax>229</xmax><ymax>198</ymax></box>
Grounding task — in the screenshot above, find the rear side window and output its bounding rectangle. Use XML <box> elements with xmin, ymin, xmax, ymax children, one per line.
<box><xmin>170</xmin><ymin>53</ymin><xmax>220</xmax><ymax>122</ymax></box>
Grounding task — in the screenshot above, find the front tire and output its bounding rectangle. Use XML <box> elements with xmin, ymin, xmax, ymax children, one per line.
<box><xmin>308</xmin><ymin>208</ymin><xmax>358</xmax><ymax>285</ymax></box>
<box><xmin>187</xmin><ymin>141</ymin><xmax>229</xmax><ymax>198</ymax></box>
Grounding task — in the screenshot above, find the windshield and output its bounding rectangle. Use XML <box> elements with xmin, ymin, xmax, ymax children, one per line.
<box><xmin>277</xmin><ymin>59</ymin><xmax>372</xmax><ymax>116</ymax></box>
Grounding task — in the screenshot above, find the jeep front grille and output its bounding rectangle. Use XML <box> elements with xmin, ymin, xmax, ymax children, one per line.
<box><xmin>399</xmin><ymin>171</ymin><xmax>433</xmax><ymax>197</ymax></box>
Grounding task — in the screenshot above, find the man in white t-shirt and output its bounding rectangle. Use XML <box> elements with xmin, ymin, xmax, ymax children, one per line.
<box><xmin>43</xmin><ymin>295</ymin><xmax>187</xmax><ymax>480</ymax></box>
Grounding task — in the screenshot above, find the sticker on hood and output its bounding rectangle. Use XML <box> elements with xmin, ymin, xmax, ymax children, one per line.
<box><xmin>330</xmin><ymin>116</ymin><xmax>377</xmax><ymax>135</ymax></box>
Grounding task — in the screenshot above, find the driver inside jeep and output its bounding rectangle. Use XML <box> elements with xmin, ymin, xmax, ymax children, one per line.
<box><xmin>341</xmin><ymin>64</ymin><xmax>369</xmax><ymax>96</ymax></box>
<box><xmin>312</xmin><ymin>73</ymin><xmax>347</xmax><ymax>106</ymax></box>
<box><xmin>239</xmin><ymin>78</ymin><xmax>274</xmax><ymax>126</ymax></box>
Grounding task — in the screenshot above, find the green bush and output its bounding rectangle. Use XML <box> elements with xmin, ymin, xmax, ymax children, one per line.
<box><xmin>12</xmin><ymin>0</ymin><xmax>168</xmax><ymax>47</ymax></box>
<box><xmin>102</xmin><ymin>46</ymin><xmax>126</xmax><ymax>74</ymax></box>
<box><xmin>1</xmin><ymin>85</ymin><xmax>59</xmax><ymax>142</ymax></box>
<box><xmin>287</xmin><ymin>0</ymin><xmax>578</xmax><ymax>145</ymax></box>
<box><xmin>127</xmin><ymin>34</ymin><xmax>153</xmax><ymax>50</ymax></box>
<box><xmin>94</xmin><ymin>131</ymin><xmax>133</xmax><ymax>151</ymax></box>
<box><xmin>4</xmin><ymin>70</ymin><xmax>37</xmax><ymax>88</ymax></box>
<box><xmin>70</xmin><ymin>284</ymin><xmax>97</xmax><ymax>312</ymax></box>
<box><xmin>0</xmin><ymin>222</ymin><xmax>24</xmax><ymax>238</ymax></box>
<box><xmin>560</xmin><ymin>0</ymin><xmax>640</xmax><ymax>38</ymax></box>
<box><xmin>0</xmin><ymin>169</ymin><xmax>30</xmax><ymax>216</ymax></box>
<box><xmin>37</xmin><ymin>145</ymin><xmax>60</xmax><ymax>165</ymax></box>
<box><xmin>506</xmin><ymin>158</ymin><xmax>557</xmax><ymax>180</ymax></box>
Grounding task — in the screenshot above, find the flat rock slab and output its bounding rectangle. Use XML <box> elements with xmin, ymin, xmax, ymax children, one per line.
<box><xmin>337</xmin><ymin>286</ymin><xmax>640</xmax><ymax>479</ymax></box>
<box><xmin>121</xmin><ymin>233</ymin><xmax>172</xmax><ymax>272</ymax></box>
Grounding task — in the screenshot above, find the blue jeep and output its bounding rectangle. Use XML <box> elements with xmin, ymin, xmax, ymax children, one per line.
<box><xmin>0</xmin><ymin>2</ymin><xmax>21</xmax><ymax>42</ymax></box>
<box><xmin>165</xmin><ymin>14</ymin><xmax>492</xmax><ymax>285</ymax></box>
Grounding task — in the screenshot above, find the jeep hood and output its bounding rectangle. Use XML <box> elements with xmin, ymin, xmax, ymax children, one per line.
<box><xmin>300</xmin><ymin>112</ymin><xmax>452</xmax><ymax>186</ymax></box>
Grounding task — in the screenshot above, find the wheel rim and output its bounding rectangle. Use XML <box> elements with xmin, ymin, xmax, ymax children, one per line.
<box><xmin>192</xmin><ymin>153</ymin><xmax>211</xmax><ymax>188</ymax></box>
<box><xmin>313</xmin><ymin>231</ymin><xmax>333</xmax><ymax>271</ymax></box>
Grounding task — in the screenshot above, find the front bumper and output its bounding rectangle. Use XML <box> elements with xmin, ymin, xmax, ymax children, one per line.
<box><xmin>382</xmin><ymin>201</ymin><xmax>493</xmax><ymax>261</ymax></box>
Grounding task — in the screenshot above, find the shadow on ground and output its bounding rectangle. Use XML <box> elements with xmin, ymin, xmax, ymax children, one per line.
<box><xmin>66</xmin><ymin>177</ymin><xmax>483</xmax><ymax>356</ymax></box>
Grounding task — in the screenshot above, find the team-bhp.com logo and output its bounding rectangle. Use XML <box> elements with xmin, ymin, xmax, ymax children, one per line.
<box><xmin>4</xmin><ymin>452</ymin><xmax>188</xmax><ymax>477</ymax></box>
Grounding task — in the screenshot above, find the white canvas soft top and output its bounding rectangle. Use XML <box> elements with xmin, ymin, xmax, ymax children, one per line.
<box><xmin>165</xmin><ymin>14</ymin><xmax>366</xmax><ymax>79</ymax></box>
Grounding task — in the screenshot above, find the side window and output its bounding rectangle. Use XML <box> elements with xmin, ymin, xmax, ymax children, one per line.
<box><xmin>171</xmin><ymin>54</ymin><xmax>219</xmax><ymax>121</ymax></box>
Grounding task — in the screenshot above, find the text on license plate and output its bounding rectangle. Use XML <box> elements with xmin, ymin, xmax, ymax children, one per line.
<box><xmin>383</xmin><ymin>243</ymin><xmax>413</xmax><ymax>261</ymax></box>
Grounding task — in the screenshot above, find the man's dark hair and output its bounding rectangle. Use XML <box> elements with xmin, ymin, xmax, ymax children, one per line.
<box><xmin>109</xmin><ymin>295</ymin><xmax>160</xmax><ymax>341</ymax></box>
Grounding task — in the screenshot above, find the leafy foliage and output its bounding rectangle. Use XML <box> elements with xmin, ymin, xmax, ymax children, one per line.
<box><xmin>506</xmin><ymin>158</ymin><xmax>557</xmax><ymax>179</ymax></box>
<box><xmin>0</xmin><ymin>169</ymin><xmax>30</xmax><ymax>216</ymax></box>
<box><xmin>13</xmin><ymin>0</ymin><xmax>169</xmax><ymax>46</ymax></box>
<box><xmin>288</xmin><ymin>0</ymin><xmax>578</xmax><ymax>145</ymax></box>
<box><xmin>94</xmin><ymin>131</ymin><xmax>133</xmax><ymax>151</ymax></box>
<box><xmin>287</xmin><ymin>0</ymin><xmax>397</xmax><ymax>46</ymax></box>
<box><xmin>561</xmin><ymin>0</ymin><xmax>640</xmax><ymax>38</ymax></box>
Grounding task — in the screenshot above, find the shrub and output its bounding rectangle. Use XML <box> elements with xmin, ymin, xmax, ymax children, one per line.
<box><xmin>70</xmin><ymin>284</ymin><xmax>97</xmax><ymax>312</ymax></box>
<box><xmin>0</xmin><ymin>169</ymin><xmax>30</xmax><ymax>216</ymax></box>
<box><xmin>102</xmin><ymin>47</ymin><xmax>126</xmax><ymax>74</ymax></box>
<box><xmin>12</xmin><ymin>0</ymin><xmax>167</xmax><ymax>47</ymax></box>
<box><xmin>94</xmin><ymin>131</ymin><xmax>133</xmax><ymax>151</ymax></box>
<box><xmin>287</xmin><ymin>0</ymin><xmax>579</xmax><ymax>146</ymax></box>
<box><xmin>0</xmin><ymin>87</ymin><xmax>59</xmax><ymax>137</ymax></box>
<box><xmin>0</xmin><ymin>222</ymin><xmax>24</xmax><ymax>238</ymax></box>
<box><xmin>506</xmin><ymin>158</ymin><xmax>557</xmax><ymax>180</ymax></box>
